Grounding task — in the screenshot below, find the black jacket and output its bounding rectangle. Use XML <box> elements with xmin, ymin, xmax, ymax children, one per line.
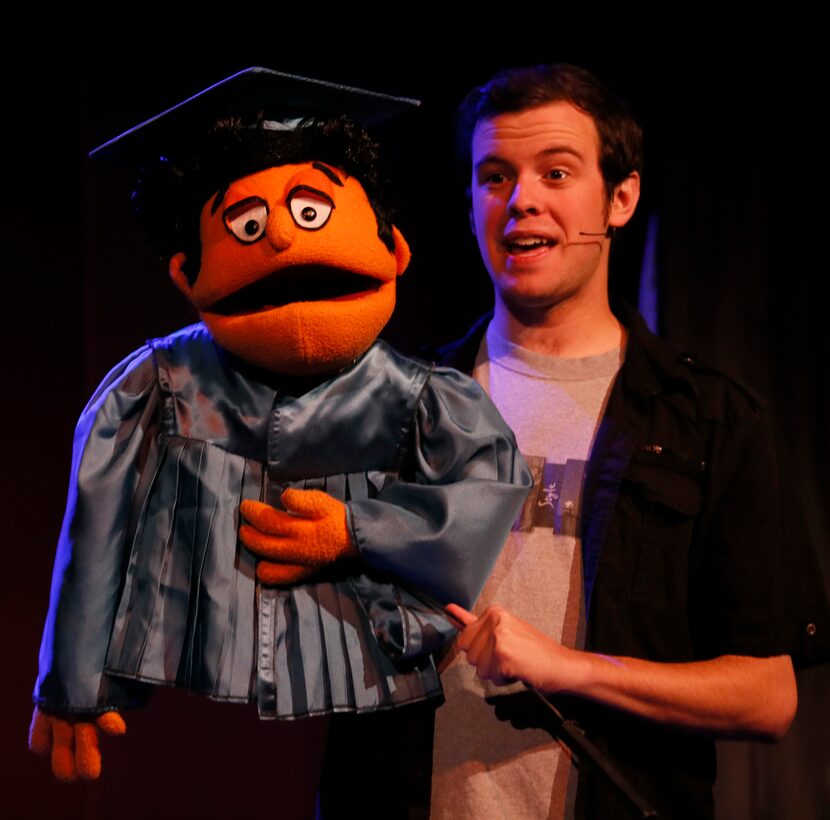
<box><xmin>437</xmin><ymin>306</ymin><xmax>830</xmax><ymax>819</ymax></box>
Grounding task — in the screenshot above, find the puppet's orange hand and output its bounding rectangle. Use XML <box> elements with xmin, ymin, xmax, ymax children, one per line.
<box><xmin>239</xmin><ymin>490</ymin><xmax>357</xmax><ymax>585</ymax></box>
<box><xmin>255</xmin><ymin>561</ymin><xmax>316</xmax><ymax>585</ymax></box>
<box><xmin>28</xmin><ymin>706</ymin><xmax>126</xmax><ymax>781</ymax></box>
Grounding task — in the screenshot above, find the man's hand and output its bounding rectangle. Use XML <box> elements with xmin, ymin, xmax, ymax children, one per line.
<box><xmin>28</xmin><ymin>706</ymin><xmax>126</xmax><ymax>781</ymax></box>
<box><xmin>446</xmin><ymin>603</ymin><xmax>579</xmax><ymax>691</ymax></box>
<box><xmin>445</xmin><ymin>603</ymin><xmax>798</xmax><ymax>741</ymax></box>
<box><xmin>239</xmin><ymin>489</ymin><xmax>357</xmax><ymax>585</ymax></box>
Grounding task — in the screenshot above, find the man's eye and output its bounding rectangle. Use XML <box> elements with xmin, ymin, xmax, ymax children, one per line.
<box><xmin>484</xmin><ymin>172</ymin><xmax>506</xmax><ymax>186</ymax></box>
<box><xmin>223</xmin><ymin>198</ymin><xmax>269</xmax><ymax>244</ymax></box>
<box><xmin>546</xmin><ymin>169</ymin><xmax>569</xmax><ymax>181</ymax></box>
<box><xmin>288</xmin><ymin>189</ymin><xmax>334</xmax><ymax>230</ymax></box>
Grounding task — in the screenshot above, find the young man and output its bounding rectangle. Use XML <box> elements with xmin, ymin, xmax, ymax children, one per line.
<box><xmin>430</xmin><ymin>64</ymin><xmax>829</xmax><ymax>819</ymax></box>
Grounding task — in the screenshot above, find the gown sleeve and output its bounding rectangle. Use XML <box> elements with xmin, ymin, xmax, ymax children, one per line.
<box><xmin>348</xmin><ymin>365</ymin><xmax>532</xmax><ymax>611</ymax></box>
<box><xmin>34</xmin><ymin>346</ymin><xmax>160</xmax><ymax>714</ymax></box>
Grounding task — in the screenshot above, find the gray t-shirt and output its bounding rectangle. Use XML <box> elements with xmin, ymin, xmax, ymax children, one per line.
<box><xmin>431</xmin><ymin>323</ymin><xmax>621</xmax><ymax>820</ymax></box>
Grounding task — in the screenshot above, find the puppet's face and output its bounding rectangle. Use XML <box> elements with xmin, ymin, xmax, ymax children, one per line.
<box><xmin>170</xmin><ymin>162</ymin><xmax>409</xmax><ymax>375</ymax></box>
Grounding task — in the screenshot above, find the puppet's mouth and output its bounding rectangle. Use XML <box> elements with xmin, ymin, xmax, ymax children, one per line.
<box><xmin>206</xmin><ymin>267</ymin><xmax>382</xmax><ymax>316</ymax></box>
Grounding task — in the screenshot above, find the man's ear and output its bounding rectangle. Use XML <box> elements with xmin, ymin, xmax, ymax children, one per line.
<box><xmin>608</xmin><ymin>172</ymin><xmax>641</xmax><ymax>229</ymax></box>
<box><xmin>392</xmin><ymin>226</ymin><xmax>411</xmax><ymax>277</ymax></box>
<box><xmin>169</xmin><ymin>252</ymin><xmax>194</xmax><ymax>298</ymax></box>
<box><xmin>468</xmin><ymin>206</ymin><xmax>476</xmax><ymax>237</ymax></box>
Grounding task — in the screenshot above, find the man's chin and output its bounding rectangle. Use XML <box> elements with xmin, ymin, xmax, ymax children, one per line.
<box><xmin>495</xmin><ymin>282</ymin><xmax>566</xmax><ymax>309</ymax></box>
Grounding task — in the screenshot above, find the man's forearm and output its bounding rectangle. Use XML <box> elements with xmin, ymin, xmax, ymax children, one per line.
<box><xmin>446</xmin><ymin>603</ymin><xmax>798</xmax><ymax>741</ymax></box>
<box><xmin>560</xmin><ymin>650</ymin><xmax>797</xmax><ymax>741</ymax></box>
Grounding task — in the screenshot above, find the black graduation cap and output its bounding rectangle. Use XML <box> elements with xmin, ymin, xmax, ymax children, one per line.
<box><xmin>90</xmin><ymin>66</ymin><xmax>420</xmax><ymax>164</ymax></box>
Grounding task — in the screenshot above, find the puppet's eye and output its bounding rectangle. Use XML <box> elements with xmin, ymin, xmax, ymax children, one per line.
<box><xmin>288</xmin><ymin>188</ymin><xmax>334</xmax><ymax>230</ymax></box>
<box><xmin>223</xmin><ymin>197</ymin><xmax>269</xmax><ymax>244</ymax></box>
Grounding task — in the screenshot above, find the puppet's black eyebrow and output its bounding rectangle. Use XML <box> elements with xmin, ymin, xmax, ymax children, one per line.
<box><xmin>312</xmin><ymin>162</ymin><xmax>344</xmax><ymax>186</ymax></box>
<box><xmin>211</xmin><ymin>164</ymin><xmax>340</xmax><ymax>216</ymax></box>
<box><xmin>211</xmin><ymin>186</ymin><xmax>229</xmax><ymax>215</ymax></box>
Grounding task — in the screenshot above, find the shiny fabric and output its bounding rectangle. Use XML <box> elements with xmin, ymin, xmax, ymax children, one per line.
<box><xmin>35</xmin><ymin>324</ymin><xmax>531</xmax><ymax>718</ymax></box>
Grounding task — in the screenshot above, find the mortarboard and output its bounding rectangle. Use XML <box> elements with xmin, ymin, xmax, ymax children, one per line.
<box><xmin>90</xmin><ymin>67</ymin><xmax>420</xmax><ymax>164</ymax></box>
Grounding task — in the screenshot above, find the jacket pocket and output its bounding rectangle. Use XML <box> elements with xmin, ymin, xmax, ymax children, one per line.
<box><xmin>625</xmin><ymin>445</ymin><xmax>705</xmax><ymax>608</ymax></box>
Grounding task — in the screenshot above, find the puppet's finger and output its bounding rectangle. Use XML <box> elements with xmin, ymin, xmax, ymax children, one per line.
<box><xmin>239</xmin><ymin>524</ymin><xmax>308</xmax><ymax>561</ymax></box>
<box><xmin>238</xmin><ymin>523</ymin><xmax>280</xmax><ymax>556</ymax></box>
<box><xmin>96</xmin><ymin>711</ymin><xmax>126</xmax><ymax>736</ymax></box>
<box><xmin>280</xmin><ymin>488</ymin><xmax>343</xmax><ymax>519</ymax></box>
<box><xmin>75</xmin><ymin>723</ymin><xmax>102</xmax><ymax>780</ymax></box>
<box><xmin>28</xmin><ymin>707</ymin><xmax>52</xmax><ymax>756</ymax></box>
<box><xmin>281</xmin><ymin>490</ymin><xmax>355</xmax><ymax>563</ymax></box>
<box><xmin>51</xmin><ymin>718</ymin><xmax>77</xmax><ymax>782</ymax></box>
<box><xmin>239</xmin><ymin>500</ymin><xmax>291</xmax><ymax>533</ymax></box>
<box><xmin>257</xmin><ymin>561</ymin><xmax>315</xmax><ymax>585</ymax></box>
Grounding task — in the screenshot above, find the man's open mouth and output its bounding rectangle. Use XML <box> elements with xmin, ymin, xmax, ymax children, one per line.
<box><xmin>206</xmin><ymin>267</ymin><xmax>381</xmax><ymax>316</ymax></box>
<box><xmin>504</xmin><ymin>237</ymin><xmax>557</xmax><ymax>254</ymax></box>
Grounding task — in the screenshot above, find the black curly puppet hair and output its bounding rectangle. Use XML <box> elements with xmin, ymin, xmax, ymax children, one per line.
<box><xmin>132</xmin><ymin>114</ymin><xmax>396</xmax><ymax>284</ymax></box>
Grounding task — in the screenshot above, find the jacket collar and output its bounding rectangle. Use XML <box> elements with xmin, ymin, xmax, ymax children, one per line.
<box><xmin>435</xmin><ymin>310</ymin><xmax>493</xmax><ymax>375</ymax></box>
<box><xmin>613</xmin><ymin>303</ymin><xmax>699</xmax><ymax>406</ymax></box>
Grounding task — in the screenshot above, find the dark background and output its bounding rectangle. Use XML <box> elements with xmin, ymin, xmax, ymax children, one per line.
<box><xmin>3</xmin><ymin>9</ymin><xmax>828</xmax><ymax>818</ymax></box>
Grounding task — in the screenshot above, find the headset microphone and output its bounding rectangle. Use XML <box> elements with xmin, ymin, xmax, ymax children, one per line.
<box><xmin>578</xmin><ymin>227</ymin><xmax>615</xmax><ymax>238</ymax></box>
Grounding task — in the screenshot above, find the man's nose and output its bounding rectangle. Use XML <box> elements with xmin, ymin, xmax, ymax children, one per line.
<box><xmin>507</xmin><ymin>176</ymin><xmax>542</xmax><ymax>217</ymax></box>
<box><xmin>266</xmin><ymin>207</ymin><xmax>296</xmax><ymax>251</ymax></box>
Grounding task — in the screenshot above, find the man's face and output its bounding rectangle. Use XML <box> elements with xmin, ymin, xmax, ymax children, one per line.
<box><xmin>470</xmin><ymin>101</ymin><xmax>635</xmax><ymax>316</ymax></box>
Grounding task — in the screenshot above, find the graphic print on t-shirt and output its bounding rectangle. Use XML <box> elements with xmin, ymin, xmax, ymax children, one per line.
<box><xmin>513</xmin><ymin>454</ymin><xmax>587</xmax><ymax>536</ymax></box>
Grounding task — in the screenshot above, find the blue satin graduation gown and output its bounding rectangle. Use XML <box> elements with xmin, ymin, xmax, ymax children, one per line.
<box><xmin>35</xmin><ymin>324</ymin><xmax>530</xmax><ymax>718</ymax></box>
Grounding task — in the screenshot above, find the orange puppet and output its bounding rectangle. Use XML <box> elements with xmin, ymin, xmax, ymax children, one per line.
<box><xmin>30</xmin><ymin>69</ymin><xmax>531</xmax><ymax>790</ymax></box>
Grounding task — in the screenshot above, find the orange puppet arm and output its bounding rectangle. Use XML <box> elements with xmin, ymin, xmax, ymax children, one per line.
<box><xmin>238</xmin><ymin>488</ymin><xmax>358</xmax><ymax>585</ymax></box>
<box><xmin>28</xmin><ymin>706</ymin><xmax>126</xmax><ymax>781</ymax></box>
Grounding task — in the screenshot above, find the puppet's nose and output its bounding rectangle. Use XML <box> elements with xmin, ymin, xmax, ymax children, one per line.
<box><xmin>266</xmin><ymin>209</ymin><xmax>296</xmax><ymax>251</ymax></box>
